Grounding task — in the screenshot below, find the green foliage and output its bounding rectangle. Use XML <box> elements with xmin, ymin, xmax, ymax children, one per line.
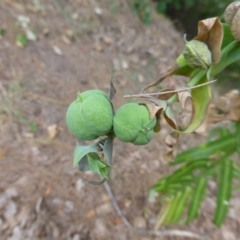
<box><xmin>130</xmin><ymin>0</ymin><xmax>152</xmax><ymax>24</ymax></box>
<box><xmin>66</xmin><ymin>4</ymin><xmax>240</xmax><ymax>229</ymax></box>
<box><xmin>151</xmin><ymin>123</ymin><xmax>240</xmax><ymax>227</ymax></box>
<box><xmin>155</xmin><ymin>0</ymin><xmax>194</xmax><ymax>14</ymax></box>
<box><xmin>0</xmin><ymin>28</ymin><xmax>6</xmax><ymax>36</ymax></box>
<box><xmin>29</xmin><ymin>121</ymin><xmax>38</xmax><ymax>133</ymax></box>
<box><xmin>16</xmin><ymin>34</ymin><xmax>27</xmax><ymax>47</ymax></box>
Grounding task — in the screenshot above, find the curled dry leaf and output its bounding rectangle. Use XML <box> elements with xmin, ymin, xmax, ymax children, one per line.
<box><xmin>194</xmin><ymin>17</ymin><xmax>223</xmax><ymax>65</ymax></box>
<box><xmin>164</xmin><ymin>107</ymin><xmax>178</xmax><ymax>130</ymax></box>
<box><xmin>224</xmin><ymin>2</ymin><xmax>240</xmax><ymax>41</ymax></box>
<box><xmin>142</xmin><ymin>103</ymin><xmax>163</xmax><ymax>133</ymax></box>
<box><xmin>164</xmin><ymin>132</ymin><xmax>179</xmax><ymax>161</ymax></box>
<box><xmin>196</xmin><ymin>90</ymin><xmax>240</xmax><ymax>132</ymax></box>
<box><xmin>178</xmin><ymin>112</ymin><xmax>192</xmax><ymax>130</ymax></box>
<box><xmin>177</xmin><ymin>91</ymin><xmax>192</xmax><ymax>112</ymax></box>
<box><xmin>143</xmin><ymin>103</ymin><xmax>163</xmax><ymax>120</ymax></box>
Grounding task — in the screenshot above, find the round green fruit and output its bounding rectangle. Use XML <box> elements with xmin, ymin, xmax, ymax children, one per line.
<box><xmin>66</xmin><ymin>90</ymin><xmax>114</xmax><ymax>140</ymax></box>
<box><xmin>113</xmin><ymin>103</ymin><xmax>157</xmax><ymax>145</ymax></box>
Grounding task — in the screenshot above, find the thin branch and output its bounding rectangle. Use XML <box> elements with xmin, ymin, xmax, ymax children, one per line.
<box><xmin>104</xmin><ymin>181</ymin><xmax>204</xmax><ymax>239</ymax></box>
<box><xmin>103</xmin><ymin>182</ymin><xmax>132</xmax><ymax>229</ymax></box>
<box><xmin>124</xmin><ymin>79</ymin><xmax>217</xmax><ymax>98</ymax></box>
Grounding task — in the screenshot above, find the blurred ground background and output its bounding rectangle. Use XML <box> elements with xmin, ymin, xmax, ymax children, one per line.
<box><xmin>0</xmin><ymin>0</ymin><xmax>239</xmax><ymax>240</ymax></box>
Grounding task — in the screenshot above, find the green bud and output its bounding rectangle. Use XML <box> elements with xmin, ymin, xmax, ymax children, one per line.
<box><xmin>66</xmin><ymin>90</ymin><xmax>114</xmax><ymax>140</ymax></box>
<box><xmin>113</xmin><ymin>103</ymin><xmax>157</xmax><ymax>145</ymax></box>
<box><xmin>183</xmin><ymin>39</ymin><xmax>212</xmax><ymax>69</ymax></box>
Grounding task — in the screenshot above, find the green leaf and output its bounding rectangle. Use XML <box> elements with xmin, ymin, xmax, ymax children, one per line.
<box><xmin>103</xmin><ymin>134</ymin><xmax>114</xmax><ymax>166</ymax></box>
<box><xmin>168</xmin><ymin>159</ymin><xmax>210</xmax><ymax>182</ymax></box>
<box><xmin>187</xmin><ymin>177</ymin><xmax>207</xmax><ymax>223</ymax></box>
<box><xmin>171</xmin><ymin>187</ymin><xmax>192</xmax><ymax>223</ymax></box>
<box><xmin>16</xmin><ymin>34</ymin><xmax>27</xmax><ymax>47</ymax></box>
<box><xmin>221</xmin><ymin>23</ymin><xmax>235</xmax><ymax>50</ymax></box>
<box><xmin>87</xmin><ymin>153</ymin><xmax>102</xmax><ymax>175</ymax></box>
<box><xmin>211</xmin><ymin>41</ymin><xmax>240</xmax><ymax>77</ymax></box>
<box><xmin>163</xmin><ymin>191</ymin><xmax>183</xmax><ymax>225</ymax></box>
<box><xmin>87</xmin><ymin>153</ymin><xmax>110</xmax><ymax>179</ymax></box>
<box><xmin>78</xmin><ymin>156</ymin><xmax>90</xmax><ymax>172</ymax></box>
<box><xmin>214</xmin><ymin>158</ymin><xmax>233</xmax><ymax>227</ymax></box>
<box><xmin>155</xmin><ymin>197</ymin><xmax>173</xmax><ymax>228</ymax></box>
<box><xmin>0</xmin><ymin>28</ymin><xmax>6</xmax><ymax>36</ymax></box>
<box><xmin>174</xmin><ymin>134</ymin><xmax>236</xmax><ymax>164</ymax></box>
<box><xmin>207</xmin><ymin>127</ymin><xmax>231</xmax><ymax>141</ymax></box>
<box><xmin>73</xmin><ymin>143</ymin><xmax>97</xmax><ymax>166</ymax></box>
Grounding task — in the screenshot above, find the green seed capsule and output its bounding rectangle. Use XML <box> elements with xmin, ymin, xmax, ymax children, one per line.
<box><xmin>183</xmin><ymin>39</ymin><xmax>212</xmax><ymax>69</ymax></box>
<box><xmin>113</xmin><ymin>103</ymin><xmax>157</xmax><ymax>145</ymax></box>
<box><xmin>66</xmin><ymin>90</ymin><xmax>114</xmax><ymax>140</ymax></box>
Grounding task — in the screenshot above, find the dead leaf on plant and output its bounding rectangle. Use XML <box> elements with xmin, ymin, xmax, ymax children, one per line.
<box><xmin>194</xmin><ymin>17</ymin><xmax>223</xmax><ymax>65</ymax></box>
<box><xmin>143</xmin><ymin>103</ymin><xmax>163</xmax><ymax>120</ymax></box>
<box><xmin>177</xmin><ymin>91</ymin><xmax>192</xmax><ymax>112</ymax></box>
<box><xmin>157</xmin><ymin>88</ymin><xmax>176</xmax><ymax>100</ymax></box>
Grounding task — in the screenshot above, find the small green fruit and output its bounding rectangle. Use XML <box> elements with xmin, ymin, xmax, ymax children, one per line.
<box><xmin>113</xmin><ymin>103</ymin><xmax>157</xmax><ymax>145</ymax></box>
<box><xmin>66</xmin><ymin>90</ymin><xmax>114</xmax><ymax>140</ymax></box>
<box><xmin>183</xmin><ymin>39</ymin><xmax>212</xmax><ymax>69</ymax></box>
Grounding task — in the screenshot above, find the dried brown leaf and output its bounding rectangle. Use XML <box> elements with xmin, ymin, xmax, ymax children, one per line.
<box><xmin>142</xmin><ymin>103</ymin><xmax>163</xmax><ymax>120</ymax></box>
<box><xmin>164</xmin><ymin>108</ymin><xmax>178</xmax><ymax>130</ymax></box>
<box><xmin>215</xmin><ymin>90</ymin><xmax>240</xmax><ymax>121</ymax></box>
<box><xmin>194</xmin><ymin>17</ymin><xmax>223</xmax><ymax>65</ymax></box>
<box><xmin>157</xmin><ymin>88</ymin><xmax>176</xmax><ymax>100</ymax></box>
<box><xmin>177</xmin><ymin>91</ymin><xmax>192</xmax><ymax>112</ymax></box>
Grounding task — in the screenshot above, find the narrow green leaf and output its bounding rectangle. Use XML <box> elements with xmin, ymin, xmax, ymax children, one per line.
<box><xmin>221</xmin><ymin>23</ymin><xmax>235</xmax><ymax>50</ymax></box>
<box><xmin>211</xmin><ymin>41</ymin><xmax>240</xmax><ymax>77</ymax></box>
<box><xmin>174</xmin><ymin>134</ymin><xmax>236</xmax><ymax>164</ymax></box>
<box><xmin>168</xmin><ymin>159</ymin><xmax>210</xmax><ymax>182</ymax></box>
<box><xmin>213</xmin><ymin>159</ymin><xmax>233</xmax><ymax>227</ymax></box>
<box><xmin>163</xmin><ymin>191</ymin><xmax>183</xmax><ymax>225</ymax></box>
<box><xmin>187</xmin><ymin>177</ymin><xmax>207</xmax><ymax>223</ymax></box>
<box><xmin>171</xmin><ymin>187</ymin><xmax>192</xmax><ymax>223</ymax></box>
<box><xmin>207</xmin><ymin>127</ymin><xmax>231</xmax><ymax>141</ymax></box>
<box><xmin>155</xmin><ymin>198</ymin><xmax>173</xmax><ymax>228</ymax></box>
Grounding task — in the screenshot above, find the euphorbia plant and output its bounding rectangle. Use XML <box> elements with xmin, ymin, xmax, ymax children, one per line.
<box><xmin>66</xmin><ymin>2</ymin><xmax>240</xmax><ymax>227</ymax></box>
